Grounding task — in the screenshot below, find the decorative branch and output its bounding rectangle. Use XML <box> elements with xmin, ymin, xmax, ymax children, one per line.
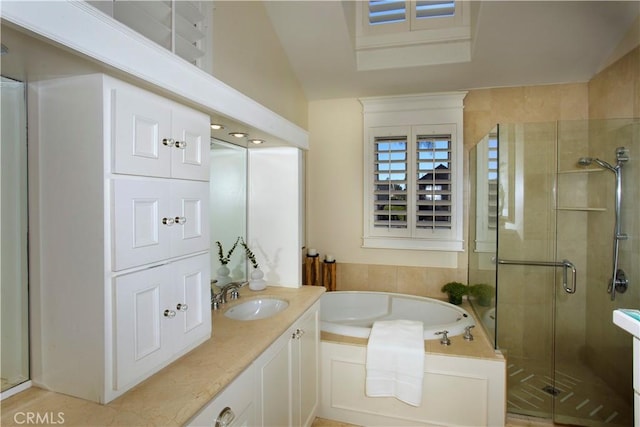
<box><xmin>215</xmin><ymin>237</ymin><xmax>240</xmax><ymax>265</ymax></box>
<box><xmin>241</xmin><ymin>238</ymin><xmax>259</xmax><ymax>269</ymax></box>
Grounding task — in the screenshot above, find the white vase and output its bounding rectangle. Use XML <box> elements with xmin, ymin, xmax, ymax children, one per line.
<box><xmin>216</xmin><ymin>265</ymin><xmax>231</xmax><ymax>287</ymax></box>
<box><xmin>249</xmin><ymin>268</ymin><xmax>266</xmax><ymax>291</ymax></box>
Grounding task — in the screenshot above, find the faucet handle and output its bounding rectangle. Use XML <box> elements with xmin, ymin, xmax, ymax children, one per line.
<box><xmin>228</xmin><ymin>288</ymin><xmax>240</xmax><ymax>300</ymax></box>
<box><xmin>463</xmin><ymin>325</ymin><xmax>475</xmax><ymax>341</ymax></box>
<box><xmin>211</xmin><ymin>289</ymin><xmax>223</xmax><ymax>310</ymax></box>
<box><xmin>435</xmin><ymin>330</ymin><xmax>451</xmax><ymax>346</ymax></box>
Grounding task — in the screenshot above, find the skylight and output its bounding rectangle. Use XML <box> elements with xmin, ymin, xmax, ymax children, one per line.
<box><xmin>368</xmin><ymin>1</ymin><xmax>456</xmax><ymax>26</ymax></box>
<box><xmin>357</xmin><ymin>0</ymin><xmax>471</xmax><ymax>71</ymax></box>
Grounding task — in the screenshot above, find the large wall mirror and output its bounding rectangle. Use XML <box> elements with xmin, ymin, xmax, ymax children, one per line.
<box><xmin>210</xmin><ymin>138</ymin><xmax>247</xmax><ymax>286</ymax></box>
<box><xmin>1</xmin><ymin>76</ymin><xmax>30</xmax><ymax>395</ymax></box>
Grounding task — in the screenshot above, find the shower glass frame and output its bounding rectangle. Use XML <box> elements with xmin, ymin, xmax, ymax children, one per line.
<box><xmin>470</xmin><ymin>118</ymin><xmax>638</xmax><ymax>426</ymax></box>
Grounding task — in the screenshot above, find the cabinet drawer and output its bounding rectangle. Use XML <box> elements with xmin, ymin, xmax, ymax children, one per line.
<box><xmin>187</xmin><ymin>365</ymin><xmax>256</xmax><ymax>427</ymax></box>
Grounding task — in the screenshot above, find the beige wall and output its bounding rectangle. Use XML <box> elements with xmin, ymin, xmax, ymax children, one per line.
<box><xmin>307</xmin><ymin>84</ymin><xmax>590</xmax><ymax>296</ymax></box>
<box><xmin>211</xmin><ymin>1</ymin><xmax>308</xmax><ymax>129</ymax></box>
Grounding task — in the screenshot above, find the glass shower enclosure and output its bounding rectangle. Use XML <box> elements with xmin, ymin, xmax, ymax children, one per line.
<box><xmin>469</xmin><ymin>118</ymin><xmax>639</xmax><ymax>426</ymax></box>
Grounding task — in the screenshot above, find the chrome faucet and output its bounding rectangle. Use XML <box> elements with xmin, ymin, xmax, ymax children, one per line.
<box><xmin>211</xmin><ymin>281</ymin><xmax>248</xmax><ymax>310</ymax></box>
<box><xmin>220</xmin><ymin>282</ymin><xmax>242</xmax><ymax>303</ymax></box>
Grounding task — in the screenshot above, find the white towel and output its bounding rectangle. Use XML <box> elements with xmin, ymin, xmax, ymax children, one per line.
<box><xmin>365</xmin><ymin>319</ymin><xmax>425</xmax><ymax>406</ymax></box>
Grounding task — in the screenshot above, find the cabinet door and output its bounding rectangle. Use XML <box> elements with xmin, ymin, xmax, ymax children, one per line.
<box><xmin>170</xmin><ymin>180</ymin><xmax>209</xmax><ymax>258</ymax></box>
<box><xmin>112</xmin><ymin>179</ymin><xmax>172</xmax><ymax>271</ymax></box>
<box><xmin>171</xmin><ymin>104</ymin><xmax>210</xmax><ymax>181</ymax></box>
<box><xmin>257</xmin><ymin>331</ymin><xmax>292</xmax><ymax>427</ymax></box>
<box><xmin>112</xmin><ymin>84</ymin><xmax>172</xmax><ymax>178</ymax></box>
<box><xmin>113</xmin><ymin>266</ymin><xmax>170</xmax><ymax>390</ymax></box>
<box><xmin>171</xmin><ymin>253</ymin><xmax>211</xmax><ymax>352</ymax></box>
<box><xmin>296</xmin><ymin>306</ymin><xmax>319</xmax><ymax>427</ymax></box>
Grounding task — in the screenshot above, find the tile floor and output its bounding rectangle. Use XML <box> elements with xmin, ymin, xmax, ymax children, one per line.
<box><xmin>312</xmin><ymin>414</ymin><xmax>557</xmax><ymax>426</ymax></box>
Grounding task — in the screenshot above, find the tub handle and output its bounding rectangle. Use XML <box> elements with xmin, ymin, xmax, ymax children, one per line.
<box><xmin>435</xmin><ymin>330</ymin><xmax>451</xmax><ymax>346</ymax></box>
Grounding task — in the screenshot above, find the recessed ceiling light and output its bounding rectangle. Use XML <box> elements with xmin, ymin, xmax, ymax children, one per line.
<box><xmin>229</xmin><ymin>132</ymin><xmax>248</xmax><ymax>138</ymax></box>
<box><xmin>210</xmin><ymin>124</ymin><xmax>225</xmax><ymax>130</ymax></box>
<box><xmin>249</xmin><ymin>139</ymin><xmax>265</xmax><ymax>145</ymax></box>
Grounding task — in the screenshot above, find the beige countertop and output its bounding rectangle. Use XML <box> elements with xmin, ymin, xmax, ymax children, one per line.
<box><xmin>1</xmin><ymin>285</ymin><xmax>326</xmax><ymax>427</ymax></box>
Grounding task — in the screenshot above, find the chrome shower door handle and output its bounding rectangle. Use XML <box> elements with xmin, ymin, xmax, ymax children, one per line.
<box><xmin>498</xmin><ymin>258</ymin><xmax>577</xmax><ymax>295</ymax></box>
<box><xmin>562</xmin><ymin>259</ymin><xmax>577</xmax><ymax>294</ymax></box>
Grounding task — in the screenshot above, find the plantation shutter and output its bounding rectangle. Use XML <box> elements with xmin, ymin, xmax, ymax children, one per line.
<box><xmin>415</xmin><ymin>1</ymin><xmax>455</xmax><ymax>19</ymax></box>
<box><xmin>415</xmin><ymin>134</ymin><xmax>452</xmax><ymax>230</ymax></box>
<box><xmin>109</xmin><ymin>1</ymin><xmax>206</xmax><ymax>66</ymax></box>
<box><xmin>368</xmin><ymin>0</ymin><xmax>407</xmax><ymax>25</ymax></box>
<box><xmin>487</xmin><ymin>134</ymin><xmax>499</xmax><ymax>230</ymax></box>
<box><xmin>373</xmin><ymin>136</ymin><xmax>408</xmax><ymax>229</ymax></box>
<box><xmin>368</xmin><ymin>1</ymin><xmax>455</xmax><ymax>25</ymax></box>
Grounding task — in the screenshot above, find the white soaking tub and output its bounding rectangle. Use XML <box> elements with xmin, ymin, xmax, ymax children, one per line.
<box><xmin>318</xmin><ymin>291</ymin><xmax>506</xmax><ymax>427</ymax></box>
<box><xmin>320</xmin><ymin>291</ymin><xmax>475</xmax><ymax>339</ymax></box>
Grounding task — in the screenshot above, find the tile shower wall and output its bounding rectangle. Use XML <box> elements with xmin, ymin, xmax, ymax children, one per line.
<box><xmin>585</xmin><ymin>45</ymin><xmax>640</xmax><ymax>403</ymax></box>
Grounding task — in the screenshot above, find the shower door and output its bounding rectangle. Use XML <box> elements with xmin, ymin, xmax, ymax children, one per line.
<box><xmin>497</xmin><ymin>119</ymin><xmax>638</xmax><ymax>426</ymax></box>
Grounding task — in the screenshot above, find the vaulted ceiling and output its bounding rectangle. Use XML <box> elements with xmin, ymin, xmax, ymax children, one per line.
<box><xmin>263</xmin><ymin>1</ymin><xmax>640</xmax><ymax>101</ymax></box>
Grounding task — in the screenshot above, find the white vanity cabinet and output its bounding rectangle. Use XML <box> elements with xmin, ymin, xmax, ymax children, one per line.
<box><xmin>255</xmin><ymin>301</ymin><xmax>320</xmax><ymax>427</ymax></box>
<box><xmin>187</xmin><ymin>300</ymin><xmax>320</xmax><ymax>427</ymax></box>
<box><xmin>30</xmin><ymin>73</ymin><xmax>211</xmax><ymax>404</ymax></box>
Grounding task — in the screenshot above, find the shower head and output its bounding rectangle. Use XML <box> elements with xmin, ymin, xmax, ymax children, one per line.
<box><xmin>577</xmin><ymin>157</ymin><xmax>616</xmax><ymax>172</ymax></box>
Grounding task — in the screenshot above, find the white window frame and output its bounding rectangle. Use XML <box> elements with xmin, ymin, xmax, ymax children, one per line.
<box><xmin>361</xmin><ymin>92</ymin><xmax>466</xmax><ymax>251</ymax></box>
<box><xmin>88</xmin><ymin>0</ymin><xmax>212</xmax><ymax>71</ymax></box>
<box><xmin>355</xmin><ymin>1</ymin><xmax>471</xmax><ymax>71</ymax></box>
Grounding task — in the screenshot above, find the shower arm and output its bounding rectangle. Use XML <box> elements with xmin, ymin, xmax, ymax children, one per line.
<box><xmin>497</xmin><ymin>259</ymin><xmax>577</xmax><ymax>294</ymax></box>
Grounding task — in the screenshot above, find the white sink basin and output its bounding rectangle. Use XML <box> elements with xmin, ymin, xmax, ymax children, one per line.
<box><xmin>224</xmin><ymin>298</ymin><xmax>289</xmax><ymax>321</ymax></box>
<box><xmin>613</xmin><ymin>309</ymin><xmax>640</xmax><ymax>338</ymax></box>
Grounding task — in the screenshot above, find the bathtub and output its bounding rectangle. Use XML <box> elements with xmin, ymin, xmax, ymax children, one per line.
<box><xmin>320</xmin><ymin>291</ymin><xmax>475</xmax><ymax>340</ymax></box>
<box><xmin>318</xmin><ymin>291</ymin><xmax>506</xmax><ymax>426</ymax></box>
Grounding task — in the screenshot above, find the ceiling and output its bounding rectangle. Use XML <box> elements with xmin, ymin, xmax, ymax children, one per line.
<box><xmin>263</xmin><ymin>1</ymin><xmax>640</xmax><ymax>101</ymax></box>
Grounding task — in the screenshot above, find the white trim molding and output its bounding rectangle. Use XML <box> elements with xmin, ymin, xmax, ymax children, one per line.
<box><xmin>0</xmin><ymin>0</ymin><xmax>308</xmax><ymax>149</ymax></box>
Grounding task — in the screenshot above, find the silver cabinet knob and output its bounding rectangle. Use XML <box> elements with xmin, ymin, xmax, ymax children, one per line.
<box><xmin>162</xmin><ymin>138</ymin><xmax>175</xmax><ymax>147</ymax></box>
<box><xmin>292</xmin><ymin>328</ymin><xmax>305</xmax><ymax>339</ymax></box>
<box><xmin>215</xmin><ymin>407</ymin><xmax>235</xmax><ymax>427</ymax></box>
<box><xmin>162</xmin><ymin>217</ymin><xmax>175</xmax><ymax>226</ymax></box>
<box><xmin>174</xmin><ymin>140</ymin><xmax>187</xmax><ymax>149</ymax></box>
<box><xmin>174</xmin><ymin>216</ymin><xmax>187</xmax><ymax>225</ymax></box>
<box><xmin>176</xmin><ymin>303</ymin><xmax>188</xmax><ymax>311</ymax></box>
<box><xmin>163</xmin><ymin>309</ymin><xmax>176</xmax><ymax>318</ymax></box>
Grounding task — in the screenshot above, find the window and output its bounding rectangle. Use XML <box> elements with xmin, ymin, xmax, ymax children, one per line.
<box><xmin>88</xmin><ymin>1</ymin><xmax>211</xmax><ymax>70</ymax></box>
<box><xmin>355</xmin><ymin>0</ymin><xmax>471</xmax><ymax>70</ymax></box>
<box><xmin>367</xmin><ymin>0</ymin><xmax>456</xmax><ymax>27</ymax></box>
<box><xmin>362</xmin><ymin>93</ymin><xmax>466</xmax><ymax>251</ymax></box>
